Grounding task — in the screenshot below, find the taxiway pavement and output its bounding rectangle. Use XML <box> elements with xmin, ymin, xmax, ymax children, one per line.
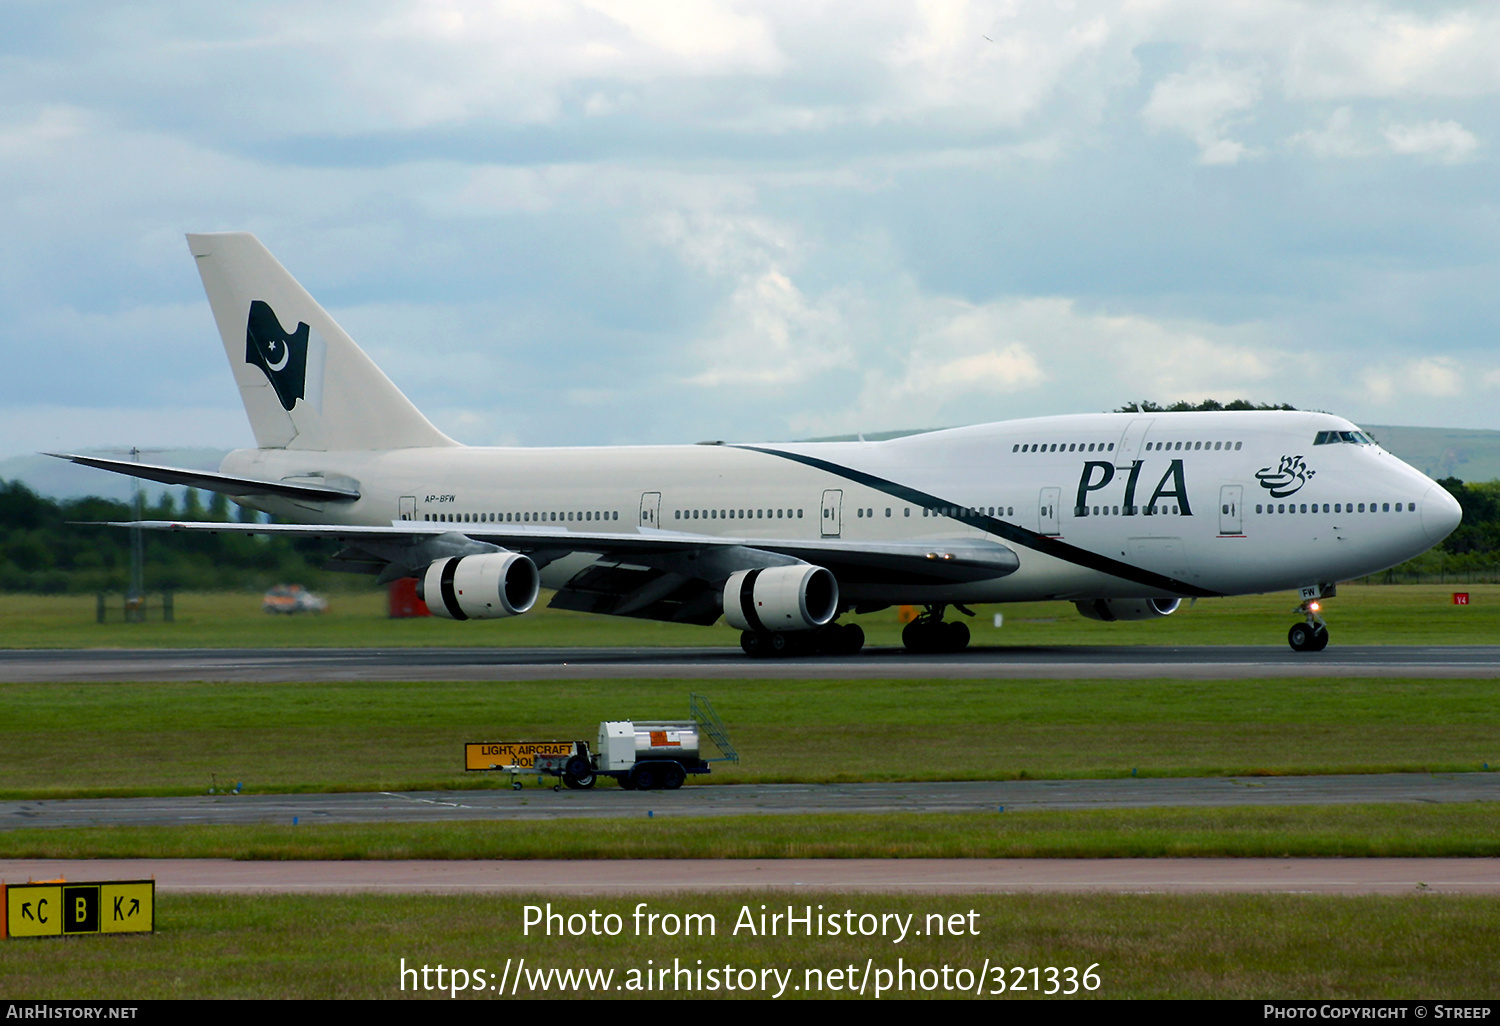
<box><xmin>4</xmin><ymin>643</ymin><xmax>1500</xmax><ymax>681</ymax></box>
<box><xmin>6</xmin><ymin>773</ymin><xmax>1495</xmax><ymax>831</ymax></box>
<box><xmin>2</xmin><ymin>857</ymin><xmax>1496</xmax><ymax>894</ymax></box>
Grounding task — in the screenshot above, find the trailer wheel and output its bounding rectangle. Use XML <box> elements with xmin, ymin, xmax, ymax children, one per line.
<box><xmin>563</xmin><ymin>772</ymin><xmax>595</xmax><ymax>790</ymax></box>
<box><xmin>662</xmin><ymin>764</ymin><xmax>686</xmax><ymax>790</ymax></box>
<box><xmin>630</xmin><ymin>764</ymin><xmax>659</xmax><ymax>791</ymax></box>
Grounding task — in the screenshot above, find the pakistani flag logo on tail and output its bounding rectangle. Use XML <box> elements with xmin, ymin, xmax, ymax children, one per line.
<box><xmin>244</xmin><ymin>300</ymin><xmax>310</xmax><ymax>411</ymax></box>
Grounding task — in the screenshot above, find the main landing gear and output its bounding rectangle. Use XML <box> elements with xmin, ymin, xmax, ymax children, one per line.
<box><xmin>1288</xmin><ymin>590</ymin><xmax>1332</xmax><ymax>652</ymax></box>
<box><xmin>740</xmin><ymin>621</ymin><xmax>866</xmax><ymax>658</ymax></box>
<box><xmin>902</xmin><ymin>604</ymin><xmax>972</xmax><ymax>654</ymax></box>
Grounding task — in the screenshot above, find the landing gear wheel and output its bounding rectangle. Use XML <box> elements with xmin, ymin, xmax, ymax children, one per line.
<box><xmin>768</xmin><ymin>633</ymin><xmax>816</xmax><ymax>657</ymax></box>
<box><xmin>740</xmin><ymin>630</ymin><xmax>769</xmax><ymax>658</ymax></box>
<box><xmin>816</xmin><ymin>622</ymin><xmax>865</xmax><ymax>655</ymax></box>
<box><xmin>903</xmin><ymin>617</ymin><xmax>968</xmax><ymax>653</ymax></box>
<box><xmin>840</xmin><ymin>622</ymin><xmax>865</xmax><ymax>655</ymax></box>
<box><xmin>1288</xmin><ymin>622</ymin><xmax>1328</xmax><ymax>652</ymax></box>
<box><xmin>945</xmin><ymin>621</ymin><xmax>970</xmax><ymax>652</ymax></box>
<box><xmin>630</xmin><ymin>764</ymin><xmax>659</xmax><ymax>791</ymax></box>
<box><xmin>902</xmin><ymin>620</ymin><xmax>933</xmax><ymax>653</ymax></box>
<box><xmin>662</xmin><ymin>764</ymin><xmax>686</xmax><ymax>790</ymax></box>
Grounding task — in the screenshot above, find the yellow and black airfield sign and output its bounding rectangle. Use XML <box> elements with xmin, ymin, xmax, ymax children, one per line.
<box><xmin>465</xmin><ymin>741</ymin><xmax>574</xmax><ymax>771</ymax></box>
<box><xmin>3</xmin><ymin>879</ymin><xmax>155</xmax><ymax>939</ymax></box>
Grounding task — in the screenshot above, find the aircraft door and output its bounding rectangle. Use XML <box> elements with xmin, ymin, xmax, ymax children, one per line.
<box><xmin>1219</xmin><ymin>485</ymin><xmax>1243</xmax><ymax>536</ymax></box>
<box><xmin>398</xmin><ymin>496</ymin><xmax>416</xmax><ymax>521</ymax></box>
<box><xmin>821</xmin><ymin>489</ymin><xmax>843</xmax><ymax>537</ymax></box>
<box><xmin>639</xmin><ymin>492</ymin><xmax>661</xmax><ymax>528</ymax></box>
<box><xmin>1115</xmin><ymin>417</ymin><xmax>1155</xmax><ymax>464</ymax></box>
<box><xmin>1040</xmin><ymin>487</ymin><xmax>1061</xmax><ymax>536</ymax></box>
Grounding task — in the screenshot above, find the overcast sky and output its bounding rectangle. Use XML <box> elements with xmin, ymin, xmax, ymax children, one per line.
<box><xmin>4</xmin><ymin>1</ymin><xmax>1499</xmax><ymax>457</ymax></box>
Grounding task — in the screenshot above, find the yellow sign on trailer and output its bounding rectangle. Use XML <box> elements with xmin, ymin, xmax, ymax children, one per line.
<box><xmin>465</xmin><ymin>741</ymin><xmax>574</xmax><ymax>771</ymax></box>
<box><xmin>3</xmin><ymin>880</ymin><xmax>154</xmax><ymax>938</ymax></box>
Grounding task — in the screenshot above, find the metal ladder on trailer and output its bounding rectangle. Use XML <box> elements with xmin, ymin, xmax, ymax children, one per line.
<box><xmin>690</xmin><ymin>692</ymin><xmax>739</xmax><ymax>764</ymax></box>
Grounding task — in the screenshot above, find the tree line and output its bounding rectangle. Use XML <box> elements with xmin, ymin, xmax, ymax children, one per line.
<box><xmin>0</xmin><ymin>481</ymin><xmax>341</xmax><ymax>593</ymax></box>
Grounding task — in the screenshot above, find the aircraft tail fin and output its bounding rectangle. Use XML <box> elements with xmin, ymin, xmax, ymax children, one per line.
<box><xmin>186</xmin><ymin>232</ymin><xmax>458</xmax><ymax>451</ymax></box>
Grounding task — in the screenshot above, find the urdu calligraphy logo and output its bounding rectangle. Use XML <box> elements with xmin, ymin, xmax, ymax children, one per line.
<box><xmin>1255</xmin><ymin>454</ymin><xmax>1315</xmax><ymax>498</ymax></box>
<box><xmin>244</xmin><ymin>300</ymin><xmax>310</xmax><ymax>411</ymax></box>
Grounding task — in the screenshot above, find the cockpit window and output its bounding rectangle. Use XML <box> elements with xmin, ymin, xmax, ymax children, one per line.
<box><xmin>1314</xmin><ymin>430</ymin><xmax>1373</xmax><ymax>446</ymax></box>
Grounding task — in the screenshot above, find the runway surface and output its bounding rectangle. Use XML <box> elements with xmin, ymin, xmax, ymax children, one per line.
<box><xmin>6</xmin><ymin>773</ymin><xmax>1495</xmax><ymax>831</ymax></box>
<box><xmin>2</xmin><ymin>857</ymin><xmax>1496</xmax><ymax>894</ymax></box>
<box><xmin>5</xmin><ymin>643</ymin><xmax>1500</xmax><ymax>681</ymax></box>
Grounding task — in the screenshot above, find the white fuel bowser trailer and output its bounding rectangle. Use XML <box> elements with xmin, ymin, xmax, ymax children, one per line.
<box><xmin>544</xmin><ymin>694</ymin><xmax>738</xmax><ymax>791</ymax></box>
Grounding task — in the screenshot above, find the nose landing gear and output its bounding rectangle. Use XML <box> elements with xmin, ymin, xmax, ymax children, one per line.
<box><xmin>1288</xmin><ymin>594</ymin><xmax>1331</xmax><ymax>652</ymax></box>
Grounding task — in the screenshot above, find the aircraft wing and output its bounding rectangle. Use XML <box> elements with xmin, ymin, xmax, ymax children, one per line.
<box><xmin>106</xmin><ymin>519</ymin><xmax>1019</xmax><ymax>624</ymax></box>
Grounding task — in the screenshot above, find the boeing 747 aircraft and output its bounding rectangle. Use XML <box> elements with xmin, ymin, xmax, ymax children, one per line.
<box><xmin>59</xmin><ymin>233</ymin><xmax>1462</xmax><ymax>655</ymax></box>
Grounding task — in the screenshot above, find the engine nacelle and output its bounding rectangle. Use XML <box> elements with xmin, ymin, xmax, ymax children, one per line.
<box><xmin>723</xmin><ymin>565</ymin><xmax>839</xmax><ymax>632</ymax></box>
<box><xmin>417</xmin><ymin>553</ymin><xmax>540</xmax><ymax>620</ymax></box>
<box><xmin>1074</xmin><ymin>597</ymin><xmax>1182</xmax><ymax>622</ymax></box>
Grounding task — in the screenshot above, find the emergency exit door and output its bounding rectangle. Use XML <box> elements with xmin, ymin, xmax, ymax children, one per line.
<box><xmin>1039</xmin><ymin>487</ymin><xmax>1061</xmax><ymax>535</ymax></box>
<box><xmin>639</xmin><ymin>492</ymin><xmax>661</xmax><ymax>528</ymax></box>
<box><xmin>821</xmin><ymin>489</ymin><xmax>843</xmax><ymax>537</ymax></box>
<box><xmin>1219</xmin><ymin>485</ymin><xmax>1243</xmax><ymax>536</ymax></box>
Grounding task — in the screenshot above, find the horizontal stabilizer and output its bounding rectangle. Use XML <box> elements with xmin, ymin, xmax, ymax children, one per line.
<box><xmin>48</xmin><ymin>453</ymin><xmax>360</xmax><ymax>502</ymax></box>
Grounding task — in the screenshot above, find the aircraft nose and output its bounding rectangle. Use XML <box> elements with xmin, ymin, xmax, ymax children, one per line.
<box><xmin>1420</xmin><ymin>482</ymin><xmax>1462</xmax><ymax>543</ymax></box>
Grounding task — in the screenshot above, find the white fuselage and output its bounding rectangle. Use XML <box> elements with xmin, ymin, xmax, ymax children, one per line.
<box><xmin>222</xmin><ymin>409</ymin><xmax>1460</xmax><ymax>604</ymax></box>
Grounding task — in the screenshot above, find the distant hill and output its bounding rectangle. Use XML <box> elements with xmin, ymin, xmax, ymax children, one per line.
<box><xmin>1361</xmin><ymin>426</ymin><xmax>1500</xmax><ymax>484</ymax></box>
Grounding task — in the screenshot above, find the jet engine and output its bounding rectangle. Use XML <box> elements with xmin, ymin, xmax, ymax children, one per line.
<box><xmin>723</xmin><ymin>565</ymin><xmax>839</xmax><ymax>633</ymax></box>
<box><xmin>417</xmin><ymin>552</ymin><xmax>540</xmax><ymax>620</ymax></box>
<box><xmin>1074</xmin><ymin>598</ymin><xmax>1181</xmax><ymax>622</ymax></box>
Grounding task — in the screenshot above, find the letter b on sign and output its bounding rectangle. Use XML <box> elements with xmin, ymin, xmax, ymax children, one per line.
<box><xmin>62</xmin><ymin>886</ymin><xmax>99</xmax><ymax>934</ymax></box>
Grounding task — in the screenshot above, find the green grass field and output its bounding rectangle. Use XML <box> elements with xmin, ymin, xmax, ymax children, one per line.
<box><xmin>3</xmin><ymin>589</ymin><xmax>1496</xmax><ymax>1001</ymax></box>
<box><xmin>3</xmin><ymin>892</ymin><xmax>1496</xmax><ymax>999</ymax></box>
<box><xmin>4</xmin><ymin>583</ymin><xmax>1497</xmax><ymax>649</ymax></box>
<box><xmin>1</xmin><ymin>676</ymin><xmax>1496</xmax><ymax>798</ymax></box>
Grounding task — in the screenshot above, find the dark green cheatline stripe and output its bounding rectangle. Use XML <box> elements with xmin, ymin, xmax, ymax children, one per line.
<box><xmin>735</xmin><ymin>445</ymin><xmax>1220</xmax><ymax>598</ymax></box>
